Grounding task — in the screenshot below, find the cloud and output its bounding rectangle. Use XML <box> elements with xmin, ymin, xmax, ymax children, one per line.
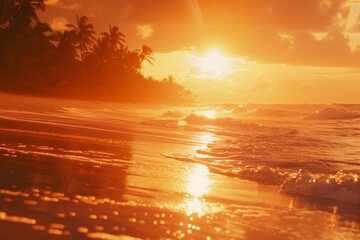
<box><xmin>118</xmin><ymin>0</ymin><xmax>357</xmax><ymax>66</ymax></box>
<box><xmin>45</xmin><ymin>0</ymin><xmax>82</xmax><ymax>10</ymax></box>
<box><xmin>50</xmin><ymin>17</ymin><xmax>69</xmax><ymax>32</ymax></box>
<box><xmin>136</xmin><ymin>24</ymin><xmax>154</xmax><ymax>39</ymax></box>
<box><xmin>223</xmin><ymin>28</ymin><xmax>360</xmax><ymax>67</ymax></box>
<box><xmin>41</xmin><ymin>0</ymin><xmax>360</xmax><ymax>67</ymax></box>
<box><xmin>45</xmin><ymin>0</ymin><xmax>61</xmax><ymax>6</ymax></box>
<box><xmin>62</xmin><ymin>3</ymin><xmax>82</xmax><ymax>10</ymax></box>
<box><xmin>121</xmin><ymin>0</ymin><xmax>349</xmax><ymax>31</ymax></box>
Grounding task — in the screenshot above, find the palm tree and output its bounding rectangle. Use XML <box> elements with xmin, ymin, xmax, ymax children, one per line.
<box><xmin>119</xmin><ymin>45</ymin><xmax>154</xmax><ymax>73</ymax></box>
<box><xmin>101</xmin><ymin>25</ymin><xmax>125</xmax><ymax>53</ymax></box>
<box><xmin>66</xmin><ymin>15</ymin><xmax>96</xmax><ymax>60</ymax></box>
<box><xmin>84</xmin><ymin>37</ymin><xmax>110</xmax><ymax>67</ymax></box>
<box><xmin>55</xmin><ymin>29</ymin><xmax>78</xmax><ymax>60</ymax></box>
<box><xmin>12</xmin><ymin>0</ymin><xmax>46</xmax><ymax>29</ymax></box>
<box><xmin>139</xmin><ymin>45</ymin><xmax>154</xmax><ymax>65</ymax></box>
<box><xmin>31</xmin><ymin>22</ymin><xmax>55</xmax><ymax>43</ymax></box>
<box><xmin>51</xmin><ymin>29</ymin><xmax>79</xmax><ymax>89</ymax></box>
<box><xmin>29</xmin><ymin>22</ymin><xmax>56</xmax><ymax>61</ymax></box>
<box><xmin>18</xmin><ymin>22</ymin><xmax>56</xmax><ymax>90</ymax></box>
<box><xmin>0</xmin><ymin>0</ymin><xmax>16</xmax><ymax>26</ymax></box>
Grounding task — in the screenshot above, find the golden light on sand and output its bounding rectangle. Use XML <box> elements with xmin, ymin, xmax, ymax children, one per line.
<box><xmin>197</xmin><ymin>50</ymin><xmax>229</xmax><ymax>78</ymax></box>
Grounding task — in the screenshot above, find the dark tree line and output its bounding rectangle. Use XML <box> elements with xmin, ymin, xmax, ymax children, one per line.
<box><xmin>0</xmin><ymin>0</ymin><xmax>193</xmax><ymax>104</ymax></box>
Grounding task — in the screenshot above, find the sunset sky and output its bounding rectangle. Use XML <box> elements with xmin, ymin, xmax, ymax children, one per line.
<box><xmin>42</xmin><ymin>0</ymin><xmax>360</xmax><ymax>103</ymax></box>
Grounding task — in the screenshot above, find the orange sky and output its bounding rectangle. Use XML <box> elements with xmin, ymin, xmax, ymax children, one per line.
<box><xmin>42</xmin><ymin>0</ymin><xmax>360</xmax><ymax>103</ymax></box>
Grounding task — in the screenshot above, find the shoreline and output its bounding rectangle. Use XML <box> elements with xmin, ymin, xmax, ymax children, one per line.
<box><xmin>0</xmin><ymin>93</ymin><xmax>359</xmax><ymax>239</ymax></box>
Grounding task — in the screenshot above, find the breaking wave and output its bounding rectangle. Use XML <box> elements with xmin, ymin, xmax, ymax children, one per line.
<box><xmin>234</xmin><ymin>167</ymin><xmax>360</xmax><ymax>204</ymax></box>
<box><xmin>163</xmin><ymin>152</ymin><xmax>360</xmax><ymax>204</ymax></box>
<box><xmin>304</xmin><ymin>107</ymin><xmax>360</xmax><ymax>120</ymax></box>
<box><xmin>281</xmin><ymin>170</ymin><xmax>360</xmax><ymax>204</ymax></box>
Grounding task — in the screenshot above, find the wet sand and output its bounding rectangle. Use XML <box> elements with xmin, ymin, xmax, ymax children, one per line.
<box><xmin>0</xmin><ymin>93</ymin><xmax>359</xmax><ymax>239</ymax></box>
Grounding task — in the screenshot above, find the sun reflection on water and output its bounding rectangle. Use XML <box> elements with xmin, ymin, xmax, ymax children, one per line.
<box><xmin>187</xmin><ymin>164</ymin><xmax>210</xmax><ymax>197</ymax></box>
<box><xmin>184</xmin><ymin>164</ymin><xmax>211</xmax><ymax>217</ymax></box>
<box><xmin>196</xmin><ymin>131</ymin><xmax>214</xmax><ymax>152</ymax></box>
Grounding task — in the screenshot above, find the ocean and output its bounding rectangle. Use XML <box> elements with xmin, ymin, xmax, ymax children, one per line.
<box><xmin>0</xmin><ymin>94</ymin><xmax>359</xmax><ymax>239</ymax></box>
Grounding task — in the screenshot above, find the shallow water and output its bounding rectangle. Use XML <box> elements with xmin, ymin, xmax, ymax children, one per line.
<box><xmin>0</xmin><ymin>94</ymin><xmax>359</xmax><ymax>239</ymax></box>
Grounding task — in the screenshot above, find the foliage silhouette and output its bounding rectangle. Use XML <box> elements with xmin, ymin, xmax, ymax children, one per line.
<box><xmin>12</xmin><ymin>0</ymin><xmax>46</xmax><ymax>29</ymax></box>
<box><xmin>101</xmin><ymin>25</ymin><xmax>125</xmax><ymax>52</ymax></box>
<box><xmin>0</xmin><ymin>1</ymin><xmax>193</xmax><ymax>104</ymax></box>
<box><xmin>66</xmin><ymin>15</ymin><xmax>96</xmax><ymax>60</ymax></box>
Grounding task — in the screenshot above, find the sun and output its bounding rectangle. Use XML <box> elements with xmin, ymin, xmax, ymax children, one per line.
<box><xmin>198</xmin><ymin>49</ymin><xmax>228</xmax><ymax>78</ymax></box>
<box><xmin>200</xmin><ymin>110</ymin><xmax>216</xmax><ymax>119</ymax></box>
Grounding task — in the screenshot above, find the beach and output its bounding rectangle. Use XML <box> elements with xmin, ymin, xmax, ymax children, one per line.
<box><xmin>0</xmin><ymin>93</ymin><xmax>359</xmax><ymax>239</ymax></box>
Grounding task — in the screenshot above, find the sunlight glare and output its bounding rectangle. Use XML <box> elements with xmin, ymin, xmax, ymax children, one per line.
<box><xmin>183</xmin><ymin>164</ymin><xmax>211</xmax><ymax>217</ymax></box>
<box><xmin>187</xmin><ymin>164</ymin><xmax>210</xmax><ymax>198</ymax></box>
<box><xmin>195</xmin><ymin>131</ymin><xmax>214</xmax><ymax>152</ymax></box>
<box><xmin>198</xmin><ymin>49</ymin><xmax>229</xmax><ymax>78</ymax></box>
<box><xmin>185</xmin><ymin>198</ymin><xmax>205</xmax><ymax>217</ymax></box>
<box><xmin>201</xmin><ymin>110</ymin><xmax>216</xmax><ymax>119</ymax></box>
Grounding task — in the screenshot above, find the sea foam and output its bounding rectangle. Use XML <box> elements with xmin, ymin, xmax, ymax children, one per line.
<box><xmin>281</xmin><ymin>170</ymin><xmax>360</xmax><ymax>204</ymax></box>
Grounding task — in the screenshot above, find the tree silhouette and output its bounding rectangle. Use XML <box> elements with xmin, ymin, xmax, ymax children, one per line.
<box><xmin>12</xmin><ymin>0</ymin><xmax>46</xmax><ymax>29</ymax></box>
<box><xmin>66</xmin><ymin>15</ymin><xmax>96</xmax><ymax>60</ymax></box>
<box><xmin>31</xmin><ymin>22</ymin><xmax>55</xmax><ymax>44</ymax></box>
<box><xmin>51</xmin><ymin>29</ymin><xmax>79</xmax><ymax>92</ymax></box>
<box><xmin>20</xmin><ymin>22</ymin><xmax>56</xmax><ymax>91</ymax></box>
<box><xmin>84</xmin><ymin>37</ymin><xmax>110</xmax><ymax>67</ymax></box>
<box><xmin>0</xmin><ymin>8</ymin><xmax>193</xmax><ymax>104</ymax></box>
<box><xmin>0</xmin><ymin>0</ymin><xmax>16</xmax><ymax>26</ymax></box>
<box><xmin>101</xmin><ymin>25</ymin><xmax>125</xmax><ymax>53</ymax></box>
<box><xmin>125</xmin><ymin>45</ymin><xmax>154</xmax><ymax>72</ymax></box>
<box><xmin>55</xmin><ymin>29</ymin><xmax>78</xmax><ymax>61</ymax></box>
<box><xmin>140</xmin><ymin>45</ymin><xmax>154</xmax><ymax>65</ymax></box>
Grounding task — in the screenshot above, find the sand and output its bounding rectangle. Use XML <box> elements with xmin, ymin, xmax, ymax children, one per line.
<box><xmin>0</xmin><ymin>93</ymin><xmax>359</xmax><ymax>239</ymax></box>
